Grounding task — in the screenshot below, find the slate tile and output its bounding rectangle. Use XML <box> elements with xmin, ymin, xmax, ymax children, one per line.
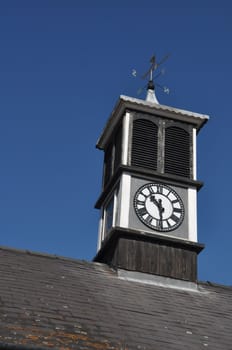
<box><xmin>0</xmin><ymin>246</ymin><xmax>232</xmax><ymax>350</ymax></box>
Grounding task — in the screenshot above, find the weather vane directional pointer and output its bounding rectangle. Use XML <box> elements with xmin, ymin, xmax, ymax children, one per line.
<box><xmin>132</xmin><ymin>54</ymin><xmax>170</xmax><ymax>103</ymax></box>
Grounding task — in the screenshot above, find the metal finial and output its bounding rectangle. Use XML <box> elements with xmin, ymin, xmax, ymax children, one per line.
<box><xmin>132</xmin><ymin>54</ymin><xmax>170</xmax><ymax>104</ymax></box>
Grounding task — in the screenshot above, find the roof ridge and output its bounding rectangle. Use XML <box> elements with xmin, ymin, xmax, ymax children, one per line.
<box><xmin>198</xmin><ymin>280</ymin><xmax>232</xmax><ymax>290</ymax></box>
<box><xmin>0</xmin><ymin>244</ymin><xmax>92</xmax><ymax>265</ymax></box>
<box><xmin>1</xmin><ymin>245</ymin><xmax>231</xmax><ymax>289</ymax></box>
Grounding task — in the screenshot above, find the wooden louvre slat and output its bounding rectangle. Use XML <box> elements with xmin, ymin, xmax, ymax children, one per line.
<box><xmin>131</xmin><ymin>119</ymin><xmax>158</xmax><ymax>171</ymax></box>
<box><xmin>165</xmin><ymin>126</ymin><xmax>190</xmax><ymax>178</ymax></box>
<box><xmin>114</xmin><ymin>126</ymin><xmax>122</xmax><ymax>172</ymax></box>
<box><xmin>104</xmin><ymin>143</ymin><xmax>113</xmax><ymax>186</ymax></box>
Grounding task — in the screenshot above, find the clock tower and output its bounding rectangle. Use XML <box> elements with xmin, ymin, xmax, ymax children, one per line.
<box><xmin>94</xmin><ymin>72</ymin><xmax>209</xmax><ymax>282</ymax></box>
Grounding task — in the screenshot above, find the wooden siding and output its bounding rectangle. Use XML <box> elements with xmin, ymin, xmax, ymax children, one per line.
<box><xmin>94</xmin><ymin>228</ymin><xmax>204</xmax><ymax>282</ymax></box>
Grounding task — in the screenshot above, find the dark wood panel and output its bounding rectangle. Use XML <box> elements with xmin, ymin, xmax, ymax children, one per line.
<box><xmin>115</xmin><ymin>238</ymin><xmax>197</xmax><ymax>281</ymax></box>
<box><xmin>94</xmin><ymin>228</ymin><xmax>204</xmax><ymax>282</ymax></box>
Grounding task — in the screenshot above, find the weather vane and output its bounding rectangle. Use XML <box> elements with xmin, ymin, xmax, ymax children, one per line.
<box><xmin>132</xmin><ymin>54</ymin><xmax>170</xmax><ymax>100</ymax></box>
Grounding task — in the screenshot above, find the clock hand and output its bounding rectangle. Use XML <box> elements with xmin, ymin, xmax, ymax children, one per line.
<box><xmin>150</xmin><ymin>196</ymin><xmax>165</xmax><ymax>224</ymax></box>
<box><xmin>150</xmin><ymin>195</ymin><xmax>159</xmax><ymax>207</ymax></box>
<box><xmin>157</xmin><ymin>199</ymin><xmax>164</xmax><ymax>229</ymax></box>
<box><xmin>150</xmin><ymin>196</ymin><xmax>164</xmax><ymax>213</ymax></box>
<box><xmin>158</xmin><ymin>199</ymin><xmax>164</xmax><ymax>215</ymax></box>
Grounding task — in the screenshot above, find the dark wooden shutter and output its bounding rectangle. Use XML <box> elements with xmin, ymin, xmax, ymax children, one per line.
<box><xmin>165</xmin><ymin>126</ymin><xmax>190</xmax><ymax>178</ymax></box>
<box><xmin>114</xmin><ymin>125</ymin><xmax>122</xmax><ymax>172</ymax></box>
<box><xmin>131</xmin><ymin>119</ymin><xmax>158</xmax><ymax>171</ymax></box>
<box><xmin>104</xmin><ymin>143</ymin><xmax>113</xmax><ymax>186</ymax></box>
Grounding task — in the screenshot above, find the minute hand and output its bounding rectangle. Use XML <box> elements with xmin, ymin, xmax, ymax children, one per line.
<box><xmin>150</xmin><ymin>196</ymin><xmax>164</xmax><ymax>214</ymax></box>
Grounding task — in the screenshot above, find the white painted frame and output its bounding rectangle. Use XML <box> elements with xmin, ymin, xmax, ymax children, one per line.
<box><xmin>188</xmin><ymin>188</ymin><xmax>197</xmax><ymax>242</ymax></box>
<box><xmin>122</xmin><ymin>112</ymin><xmax>131</xmax><ymax>165</ymax></box>
<box><xmin>192</xmin><ymin>128</ymin><xmax>197</xmax><ymax>180</ymax></box>
<box><xmin>119</xmin><ymin>173</ymin><xmax>131</xmax><ymax>228</ymax></box>
<box><xmin>97</xmin><ymin>188</ymin><xmax>119</xmax><ymax>250</ymax></box>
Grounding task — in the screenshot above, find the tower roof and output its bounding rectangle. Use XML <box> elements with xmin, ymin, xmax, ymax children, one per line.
<box><xmin>97</xmin><ymin>95</ymin><xmax>209</xmax><ymax>150</ymax></box>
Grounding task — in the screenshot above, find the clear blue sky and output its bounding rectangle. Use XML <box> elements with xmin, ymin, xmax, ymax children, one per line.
<box><xmin>0</xmin><ymin>0</ymin><xmax>231</xmax><ymax>285</ymax></box>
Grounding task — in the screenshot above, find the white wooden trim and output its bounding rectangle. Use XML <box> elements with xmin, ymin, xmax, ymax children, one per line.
<box><xmin>193</xmin><ymin>128</ymin><xmax>197</xmax><ymax>180</ymax></box>
<box><xmin>188</xmin><ymin>188</ymin><xmax>197</xmax><ymax>242</ymax></box>
<box><xmin>112</xmin><ymin>190</ymin><xmax>117</xmax><ymax>227</ymax></box>
<box><xmin>119</xmin><ymin>173</ymin><xmax>131</xmax><ymax>228</ymax></box>
<box><xmin>97</xmin><ymin>214</ymin><xmax>103</xmax><ymax>251</ymax></box>
<box><xmin>122</xmin><ymin>112</ymin><xmax>131</xmax><ymax>165</ymax></box>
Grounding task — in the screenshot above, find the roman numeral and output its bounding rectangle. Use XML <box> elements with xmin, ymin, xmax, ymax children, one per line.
<box><xmin>145</xmin><ymin>215</ymin><xmax>153</xmax><ymax>224</ymax></box>
<box><xmin>141</xmin><ymin>191</ymin><xmax>149</xmax><ymax>198</ymax></box>
<box><xmin>170</xmin><ymin>214</ymin><xmax>179</xmax><ymax>223</ymax></box>
<box><xmin>136</xmin><ymin>200</ymin><xmax>145</xmax><ymax>206</ymax></box>
<box><xmin>148</xmin><ymin>186</ymin><xmax>155</xmax><ymax>194</ymax></box>
<box><xmin>156</xmin><ymin>220</ymin><xmax>163</xmax><ymax>229</ymax></box>
<box><xmin>173</xmin><ymin>207</ymin><xmax>182</xmax><ymax>214</ymax></box>
<box><xmin>157</xmin><ymin>185</ymin><xmax>163</xmax><ymax>194</ymax></box>
<box><xmin>171</xmin><ymin>199</ymin><xmax>179</xmax><ymax>205</ymax></box>
<box><xmin>138</xmin><ymin>207</ymin><xmax>147</xmax><ymax>216</ymax></box>
<box><xmin>166</xmin><ymin>220</ymin><xmax>172</xmax><ymax>228</ymax></box>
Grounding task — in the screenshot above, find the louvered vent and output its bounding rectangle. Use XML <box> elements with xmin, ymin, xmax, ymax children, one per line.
<box><xmin>104</xmin><ymin>143</ymin><xmax>113</xmax><ymax>186</ymax></box>
<box><xmin>131</xmin><ymin>119</ymin><xmax>158</xmax><ymax>171</ymax></box>
<box><xmin>165</xmin><ymin>126</ymin><xmax>190</xmax><ymax>178</ymax></box>
<box><xmin>114</xmin><ymin>126</ymin><xmax>122</xmax><ymax>172</ymax></box>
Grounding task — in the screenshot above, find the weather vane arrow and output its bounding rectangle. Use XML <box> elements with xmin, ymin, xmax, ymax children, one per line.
<box><xmin>132</xmin><ymin>53</ymin><xmax>170</xmax><ymax>104</ymax></box>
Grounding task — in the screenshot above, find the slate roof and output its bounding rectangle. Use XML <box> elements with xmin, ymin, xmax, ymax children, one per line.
<box><xmin>0</xmin><ymin>246</ymin><xmax>232</xmax><ymax>350</ymax></box>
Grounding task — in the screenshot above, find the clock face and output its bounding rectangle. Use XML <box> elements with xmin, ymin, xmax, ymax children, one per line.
<box><xmin>134</xmin><ymin>183</ymin><xmax>184</xmax><ymax>232</ymax></box>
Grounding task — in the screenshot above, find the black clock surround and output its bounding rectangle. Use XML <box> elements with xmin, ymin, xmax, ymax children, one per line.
<box><xmin>134</xmin><ymin>183</ymin><xmax>184</xmax><ymax>232</ymax></box>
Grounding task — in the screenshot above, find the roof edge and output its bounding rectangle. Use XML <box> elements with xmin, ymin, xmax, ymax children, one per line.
<box><xmin>0</xmin><ymin>244</ymin><xmax>90</xmax><ymax>265</ymax></box>
<box><xmin>120</xmin><ymin>95</ymin><xmax>210</xmax><ymax>120</ymax></box>
<box><xmin>97</xmin><ymin>95</ymin><xmax>209</xmax><ymax>150</ymax></box>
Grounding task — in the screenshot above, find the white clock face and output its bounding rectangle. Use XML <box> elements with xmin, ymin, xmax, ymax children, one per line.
<box><xmin>134</xmin><ymin>183</ymin><xmax>184</xmax><ymax>232</ymax></box>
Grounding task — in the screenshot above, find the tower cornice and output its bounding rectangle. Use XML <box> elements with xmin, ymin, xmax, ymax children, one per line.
<box><xmin>97</xmin><ymin>95</ymin><xmax>209</xmax><ymax>150</ymax></box>
<box><xmin>95</xmin><ymin>165</ymin><xmax>203</xmax><ymax>209</ymax></box>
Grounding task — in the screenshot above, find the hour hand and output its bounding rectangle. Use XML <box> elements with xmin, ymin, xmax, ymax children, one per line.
<box><xmin>150</xmin><ymin>195</ymin><xmax>159</xmax><ymax>207</ymax></box>
<box><xmin>150</xmin><ymin>196</ymin><xmax>164</xmax><ymax>216</ymax></box>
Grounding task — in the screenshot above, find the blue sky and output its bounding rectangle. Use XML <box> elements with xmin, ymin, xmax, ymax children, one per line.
<box><xmin>0</xmin><ymin>0</ymin><xmax>231</xmax><ymax>285</ymax></box>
